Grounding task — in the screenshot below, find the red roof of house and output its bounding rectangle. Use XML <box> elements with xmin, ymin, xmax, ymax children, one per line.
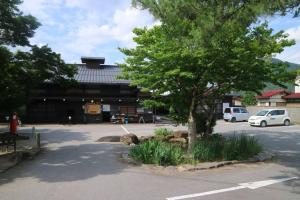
<box><xmin>283</xmin><ymin>93</ymin><xmax>300</xmax><ymax>99</ymax></box>
<box><xmin>256</xmin><ymin>89</ymin><xmax>290</xmax><ymax>99</ymax></box>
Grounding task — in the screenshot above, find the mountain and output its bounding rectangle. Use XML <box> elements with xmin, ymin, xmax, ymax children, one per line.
<box><xmin>272</xmin><ymin>58</ymin><xmax>300</xmax><ymax>71</ymax></box>
<box><xmin>262</xmin><ymin>59</ymin><xmax>300</xmax><ymax>92</ymax></box>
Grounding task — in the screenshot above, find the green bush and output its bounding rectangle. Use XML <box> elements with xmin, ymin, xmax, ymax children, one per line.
<box><xmin>192</xmin><ymin>134</ymin><xmax>225</xmax><ymax>161</ymax></box>
<box><xmin>154</xmin><ymin>128</ymin><xmax>173</xmax><ymax>137</ymax></box>
<box><xmin>129</xmin><ymin>140</ymin><xmax>183</xmax><ymax>166</ymax></box>
<box><xmin>192</xmin><ymin>134</ymin><xmax>262</xmax><ymax>161</ymax></box>
<box><xmin>223</xmin><ymin>135</ymin><xmax>262</xmax><ymax>160</ymax></box>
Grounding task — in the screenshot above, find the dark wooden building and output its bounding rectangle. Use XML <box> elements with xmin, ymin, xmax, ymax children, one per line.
<box><xmin>26</xmin><ymin>57</ymin><xmax>152</xmax><ymax>123</ymax></box>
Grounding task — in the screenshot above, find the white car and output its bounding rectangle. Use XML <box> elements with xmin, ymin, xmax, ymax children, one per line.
<box><xmin>248</xmin><ymin>109</ymin><xmax>291</xmax><ymax>127</ymax></box>
<box><xmin>223</xmin><ymin>107</ymin><xmax>250</xmax><ymax>122</ymax></box>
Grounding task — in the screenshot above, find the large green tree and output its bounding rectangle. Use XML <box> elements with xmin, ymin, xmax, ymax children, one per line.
<box><xmin>0</xmin><ymin>0</ymin><xmax>76</xmax><ymax>112</ymax></box>
<box><xmin>120</xmin><ymin>0</ymin><xmax>299</xmax><ymax>151</ymax></box>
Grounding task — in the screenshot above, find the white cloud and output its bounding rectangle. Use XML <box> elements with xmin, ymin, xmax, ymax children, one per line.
<box><xmin>20</xmin><ymin>0</ymin><xmax>63</xmax><ymax>25</ymax></box>
<box><xmin>276</xmin><ymin>26</ymin><xmax>300</xmax><ymax>64</ymax></box>
<box><xmin>64</xmin><ymin>0</ymin><xmax>130</xmax><ymax>12</ymax></box>
<box><xmin>286</xmin><ymin>26</ymin><xmax>300</xmax><ymax>42</ymax></box>
<box><xmin>19</xmin><ymin>0</ymin><xmax>157</xmax><ymax>63</ymax></box>
<box><xmin>65</xmin><ymin>7</ymin><xmax>156</xmax><ymax>55</ymax></box>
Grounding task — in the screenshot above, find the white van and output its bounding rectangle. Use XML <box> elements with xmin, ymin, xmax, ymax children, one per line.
<box><xmin>248</xmin><ymin>109</ymin><xmax>291</xmax><ymax>127</ymax></box>
<box><xmin>223</xmin><ymin>107</ymin><xmax>250</xmax><ymax>122</ymax></box>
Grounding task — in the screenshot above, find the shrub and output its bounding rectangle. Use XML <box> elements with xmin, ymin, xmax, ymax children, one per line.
<box><xmin>129</xmin><ymin>140</ymin><xmax>183</xmax><ymax>166</ymax></box>
<box><xmin>192</xmin><ymin>134</ymin><xmax>262</xmax><ymax>161</ymax></box>
<box><xmin>192</xmin><ymin>134</ymin><xmax>225</xmax><ymax>161</ymax></box>
<box><xmin>223</xmin><ymin>135</ymin><xmax>262</xmax><ymax>160</ymax></box>
<box><xmin>154</xmin><ymin>128</ymin><xmax>173</xmax><ymax>137</ymax></box>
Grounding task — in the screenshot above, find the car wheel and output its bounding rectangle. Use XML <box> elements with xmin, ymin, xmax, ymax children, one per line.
<box><xmin>284</xmin><ymin>119</ymin><xmax>290</xmax><ymax>126</ymax></box>
<box><xmin>260</xmin><ymin>121</ymin><xmax>267</xmax><ymax>127</ymax></box>
<box><xmin>231</xmin><ymin>117</ymin><xmax>236</xmax><ymax>123</ymax></box>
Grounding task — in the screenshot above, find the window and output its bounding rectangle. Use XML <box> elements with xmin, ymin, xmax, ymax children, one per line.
<box><xmin>240</xmin><ymin>108</ymin><xmax>248</xmax><ymax>113</ymax></box>
<box><xmin>256</xmin><ymin>110</ymin><xmax>268</xmax><ymax>116</ymax></box>
<box><xmin>233</xmin><ymin>108</ymin><xmax>240</xmax><ymax>113</ymax></box>
<box><xmin>277</xmin><ymin>110</ymin><xmax>285</xmax><ymax>115</ymax></box>
<box><xmin>120</xmin><ymin>106</ymin><xmax>136</xmax><ymax>115</ymax></box>
<box><xmin>224</xmin><ymin>108</ymin><xmax>231</xmax><ymax>113</ymax></box>
<box><xmin>269</xmin><ymin>110</ymin><xmax>277</xmax><ymax>116</ymax></box>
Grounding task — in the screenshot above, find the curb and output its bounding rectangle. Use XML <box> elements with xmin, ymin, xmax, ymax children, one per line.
<box><xmin>0</xmin><ymin>148</ymin><xmax>41</xmax><ymax>173</ymax></box>
<box><xmin>119</xmin><ymin>152</ymin><xmax>142</xmax><ymax>165</ymax></box>
<box><xmin>120</xmin><ymin>151</ymin><xmax>274</xmax><ymax>172</ymax></box>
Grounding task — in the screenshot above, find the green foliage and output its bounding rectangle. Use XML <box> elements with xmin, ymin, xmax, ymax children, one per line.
<box><xmin>0</xmin><ymin>0</ymin><xmax>40</xmax><ymax>46</ymax></box>
<box><xmin>192</xmin><ymin>134</ymin><xmax>225</xmax><ymax>161</ymax></box>
<box><xmin>121</xmin><ymin>1</ymin><xmax>299</xmax><ymax>147</ymax></box>
<box><xmin>0</xmin><ymin>45</ymin><xmax>77</xmax><ymax>112</ymax></box>
<box><xmin>130</xmin><ymin>134</ymin><xmax>262</xmax><ymax>165</ymax></box>
<box><xmin>192</xmin><ymin>134</ymin><xmax>262</xmax><ymax>161</ymax></box>
<box><xmin>223</xmin><ymin>135</ymin><xmax>262</xmax><ymax>161</ymax></box>
<box><xmin>195</xmin><ymin>113</ymin><xmax>216</xmax><ymax>136</ymax></box>
<box><xmin>0</xmin><ymin>0</ymin><xmax>77</xmax><ymax>112</ymax></box>
<box><xmin>241</xmin><ymin>92</ymin><xmax>257</xmax><ymax>106</ymax></box>
<box><xmin>154</xmin><ymin>128</ymin><xmax>173</xmax><ymax>137</ymax></box>
<box><xmin>129</xmin><ymin>140</ymin><xmax>183</xmax><ymax>166</ymax></box>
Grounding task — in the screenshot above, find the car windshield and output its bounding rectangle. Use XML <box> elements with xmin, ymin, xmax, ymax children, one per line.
<box><xmin>256</xmin><ymin>110</ymin><xmax>269</xmax><ymax>116</ymax></box>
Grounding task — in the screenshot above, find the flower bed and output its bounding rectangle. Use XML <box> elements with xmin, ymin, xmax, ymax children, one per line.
<box><xmin>129</xmin><ymin>130</ymin><xmax>262</xmax><ymax>166</ymax></box>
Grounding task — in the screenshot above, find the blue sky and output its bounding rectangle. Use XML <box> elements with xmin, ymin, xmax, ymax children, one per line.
<box><xmin>20</xmin><ymin>0</ymin><xmax>300</xmax><ymax>64</ymax></box>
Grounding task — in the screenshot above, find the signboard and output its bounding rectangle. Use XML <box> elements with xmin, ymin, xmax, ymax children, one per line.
<box><xmin>102</xmin><ymin>104</ymin><xmax>110</xmax><ymax>112</ymax></box>
<box><xmin>85</xmin><ymin>103</ymin><xmax>101</xmax><ymax>114</ymax></box>
<box><xmin>137</xmin><ymin>107</ymin><xmax>144</xmax><ymax>113</ymax></box>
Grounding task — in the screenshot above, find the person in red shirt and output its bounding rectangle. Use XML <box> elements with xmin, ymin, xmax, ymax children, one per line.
<box><xmin>10</xmin><ymin>112</ymin><xmax>19</xmax><ymax>134</ymax></box>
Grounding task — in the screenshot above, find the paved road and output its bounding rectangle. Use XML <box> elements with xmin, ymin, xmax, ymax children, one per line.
<box><xmin>0</xmin><ymin>122</ymin><xmax>299</xmax><ymax>200</ymax></box>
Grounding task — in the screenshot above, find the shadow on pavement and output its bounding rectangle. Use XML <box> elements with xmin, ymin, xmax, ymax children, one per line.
<box><xmin>222</xmin><ymin>129</ymin><xmax>300</xmax><ymax>194</ymax></box>
<box><xmin>0</xmin><ymin>142</ymin><xmax>129</xmax><ymax>185</ymax></box>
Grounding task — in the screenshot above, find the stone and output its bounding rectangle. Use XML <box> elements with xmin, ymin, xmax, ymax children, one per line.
<box><xmin>173</xmin><ymin>130</ymin><xmax>188</xmax><ymax>139</ymax></box>
<box><xmin>254</xmin><ymin>152</ymin><xmax>274</xmax><ymax>162</ymax></box>
<box><xmin>139</xmin><ymin>136</ymin><xmax>154</xmax><ymax>143</ymax></box>
<box><xmin>97</xmin><ymin>136</ymin><xmax>121</xmax><ymax>142</ymax></box>
<box><xmin>154</xmin><ymin>136</ymin><xmax>167</xmax><ymax>142</ymax></box>
<box><xmin>168</xmin><ymin>137</ymin><xmax>187</xmax><ymax>144</ymax></box>
<box><xmin>165</xmin><ymin>135</ymin><xmax>174</xmax><ymax>141</ymax></box>
<box><xmin>120</xmin><ymin>133</ymin><xmax>139</xmax><ymax>145</ymax></box>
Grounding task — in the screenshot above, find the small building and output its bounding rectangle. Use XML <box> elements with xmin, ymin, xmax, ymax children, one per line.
<box><xmin>256</xmin><ymin>89</ymin><xmax>290</xmax><ymax>107</ymax></box>
<box><xmin>283</xmin><ymin>93</ymin><xmax>300</xmax><ymax>107</ymax></box>
<box><xmin>196</xmin><ymin>93</ymin><xmax>242</xmax><ymax>119</ymax></box>
<box><xmin>26</xmin><ymin>57</ymin><xmax>152</xmax><ymax>123</ymax></box>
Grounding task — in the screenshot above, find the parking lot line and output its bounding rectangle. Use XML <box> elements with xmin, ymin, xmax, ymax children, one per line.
<box><xmin>166</xmin><ymin>177</ymin><xmax>298</xmax><ymax>200</ymax></box>
<box><xmin>121</xmin><ymin>125</ymin><xmax>130</xmax><ymax>134</ymax></box>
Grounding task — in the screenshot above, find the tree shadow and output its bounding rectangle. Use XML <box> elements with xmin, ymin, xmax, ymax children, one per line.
<box><xmin>0</xmin><ymin>143</ymin><xmax>130</xmax><ymax>185</ymax></box>
<box><xmin>18</xmin><ymin>127</ymin><xmax>90</xmax><ymax>144</ymax></box>
<box><xmin>222</xmin><ymin>129</ymin><xmax>300</xmax><ymax>195</ymax></box>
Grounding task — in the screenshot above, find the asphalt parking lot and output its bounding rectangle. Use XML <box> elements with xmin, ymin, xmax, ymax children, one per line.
<box><xmin>0</xmin><ymin>122</ymin><xmax>299</xmax><ymax>200</ymax></box>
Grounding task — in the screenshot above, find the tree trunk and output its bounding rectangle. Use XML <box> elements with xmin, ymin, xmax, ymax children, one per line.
<box><xmin>204</xmin><ymin>111</ymin><xmax>214</xmax><ymax>137</ymax></box>
<box><xmin>188</xmin><ymin>97</ymin><xmax>197</xmax><ymax>154</ymax></box>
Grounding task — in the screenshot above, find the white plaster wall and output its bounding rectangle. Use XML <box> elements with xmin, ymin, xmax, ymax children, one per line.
<box><xmin>295</xmin><ymin>76</ymin><xmax>300</xmax><ymax>93</ymax></box>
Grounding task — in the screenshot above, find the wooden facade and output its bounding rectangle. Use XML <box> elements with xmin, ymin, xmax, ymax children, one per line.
<box><xmin>25</xmin><ymin>57</ymin><xmax>152</xmax><ymax>123</ymax></box>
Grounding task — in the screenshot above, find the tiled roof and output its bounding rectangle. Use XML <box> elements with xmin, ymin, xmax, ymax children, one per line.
<box><xmin>256</xmin><ymin>89</ymin><xmax>289</xmax><ymax>99</ymax></box>
<box><xmin>74</xmin><ymin>64</ymin><xmax>130</xmax><ymax>85</ymax></box>
<box><xmin>283</xmin><ymin>93</ymin><xmax>300</xmax><ymax>99</ymax></box>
